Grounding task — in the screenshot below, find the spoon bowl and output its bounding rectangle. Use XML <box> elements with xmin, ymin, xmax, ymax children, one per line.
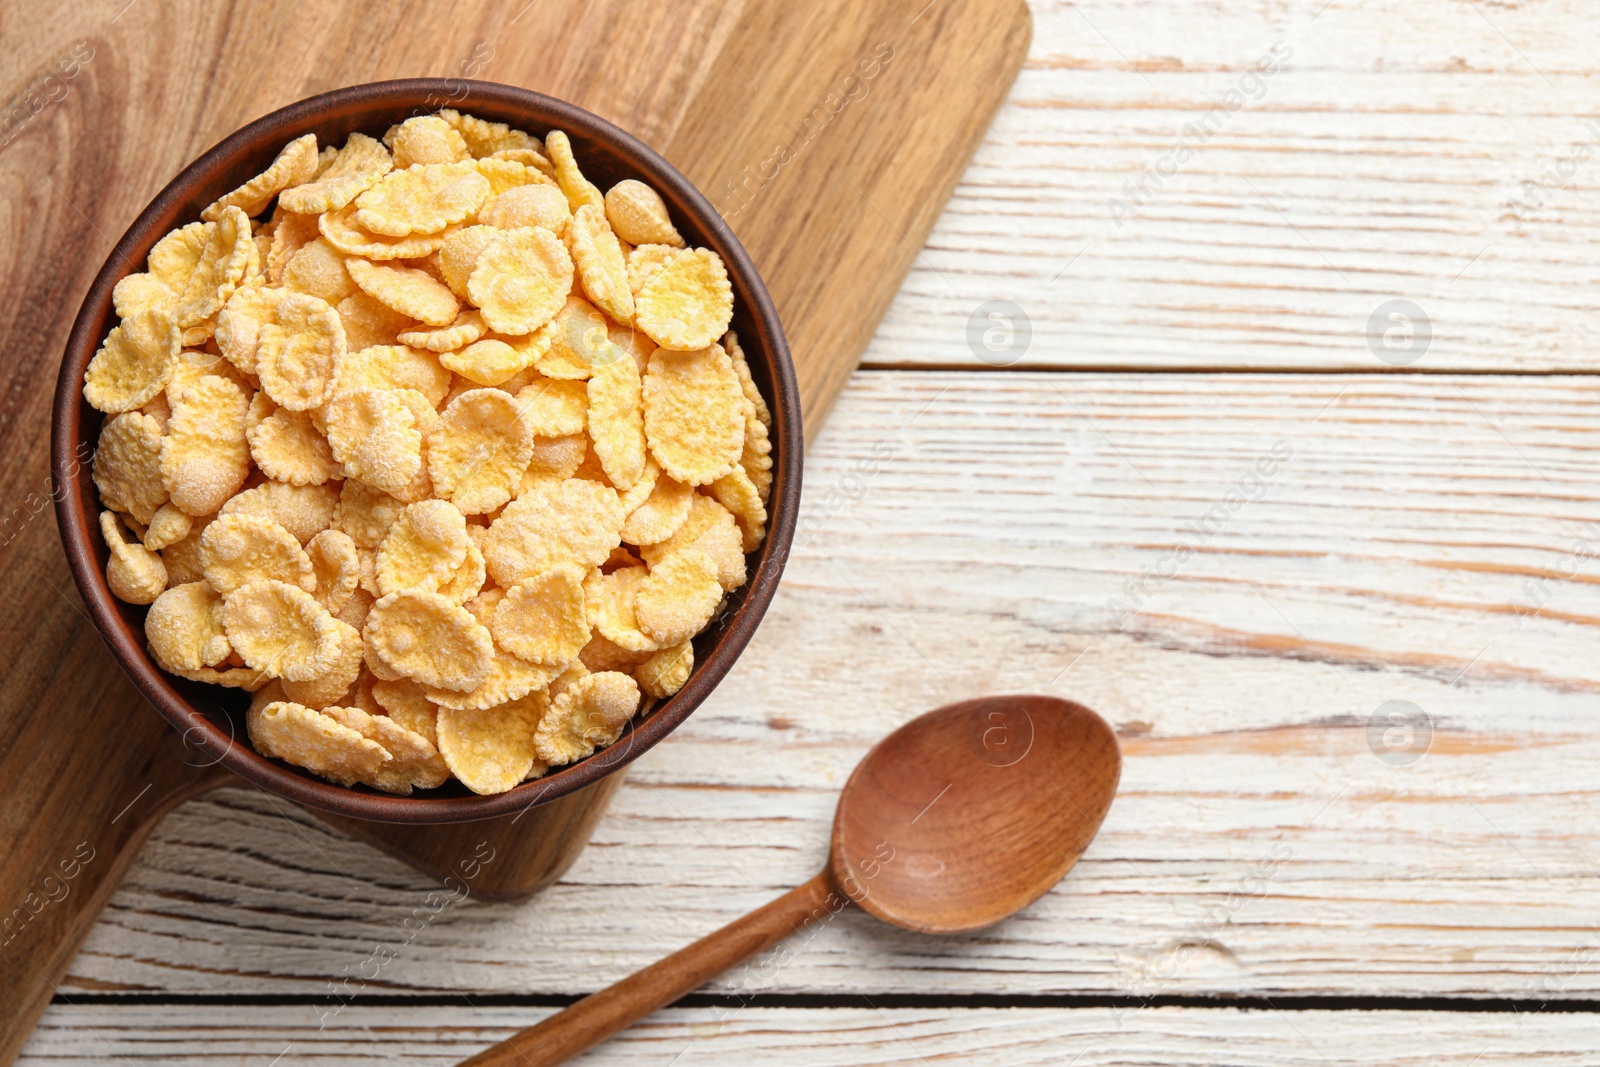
<box><xmin>460</xmin><ymin>695</ymin><xmax>1121</xmax><ymax>1067</ymax></box>
<box><xmin>832</xmin><ymin>695</ymin><xmax>1122</xmax><ymax>933</ymax></box>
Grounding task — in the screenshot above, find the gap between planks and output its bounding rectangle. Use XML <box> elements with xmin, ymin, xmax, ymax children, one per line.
<box><xmin>860</xmin><ymin>361</ymin><xmax>1600</xmax><ymax>376</ymax></box>
<box><xmin>45</xmin><ymin>992</ymin><xmax>1600</xmax><ymax>1014</ymax></box>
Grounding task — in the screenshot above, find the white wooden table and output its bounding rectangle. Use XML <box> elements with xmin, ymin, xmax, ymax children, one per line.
<box><xmin>26</xmin><ymin>0</ymin><xmax>1600</xmax><ymax>1062</ymax></box>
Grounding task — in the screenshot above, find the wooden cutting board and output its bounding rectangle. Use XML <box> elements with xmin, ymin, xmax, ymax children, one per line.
<box><xmin>0</xmin><ymin>0</ymin><xmax>1028</xmax><ymax>1061</ymax></box>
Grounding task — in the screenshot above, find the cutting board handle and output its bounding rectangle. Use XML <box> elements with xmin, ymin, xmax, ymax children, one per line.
<box><xmin>0</xmin><ymin>727</ymin><xmax>232</xmax><ymax>1066</ymax></box>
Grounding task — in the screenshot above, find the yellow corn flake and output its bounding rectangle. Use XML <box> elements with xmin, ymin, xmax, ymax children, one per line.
<box><xmin>336</xmin><ymin>291</ymin><xmax>414</xmax><ymax>349</ymax></box>
<box><xmin>334</xmin><ymin>343</ymin><xmax>451</xmax><ymax>406</ymax></box>
<box><xmin>282</xmin><ymin>237</ymin><xmax>357</xmax><ymax>304</ymax></box>
<box><xmin>215</xmin><ymin>284</ymin><xmax>285</xmax><ymax>375</ymax></box>
<box><xmin>513</xmin><ymin>377</ymin><xmax>587</xmax><ymax>437</ymax></box>
<box><xmin>464</xmin><ymin>585</ymin><xmax>504</xmax><ymax>625</ymax></box>
<box><xmin>111</xmin><ymin>271</ymin><xmax>178</xmax><ymax>321</ymax></box>
<box><xmin>579</xmin><ymin>630</ymin><xmax>650</xmax><ymax>673</ymax></box>
<box><xmin>159</xmin><ymin>513</ymin><xmax>211</xmax><ymax>585</ymax></box>
<box><xmin>307</xmin><ymin>529</ymin><xmax>360</xmax><ymax>613</ymax></box>
<box><xmin>620</xmin><ymin>470</ymin><xmax>691</xmax><ymax>546</ymax></box>
<box><xmin>247</xmin><ymin>699</ymin><xmax>390</xmax><ymax>786</ymax></box>
<box><xmin>534</xmin><ymin>670</ymin><xmax>639</xmax><ymax>766</ymax></box>
<box><xmin>480</xmin><ymin>183</ymin><xmax>569</xmax><ymax>231</ymax></box>
<box><xmin>640</xmin><ymin>493</ymin><xmax>746</xmax><ymax>590</ymax></box>
<box><xmin>200</xmin><ymin>513</ymin><xmax>316</xmax><ymax>594</ymax></box>
<box><xmin>146</xmin><ymin>581</ymin><xmax>230</xmax><ymax>671</ymax></box>
<box><xmin>376</xmin><ymin>499</ymin><xmax>472</xmax><ymax>595</ymax></box>
<box><xmin>609</xmin><ymin>321</ymin><xmax>657</xmax><ymax>373</ymax></box>
<box><xmin>482</xmin><ymin>478</ymin><xmax>624</xmax><ymax>586</ymax></box>
<box><xmin>633</xmin><ymin>247</ymin><xmax>733</xmax><ymax>352</ymax></box>
<box><xmin>634</xmin><ymin>548</ymin><xmax>721</xmax><ymax>647</ymax></box>
<box><xmin>544</xmin><ymin>130</ymin><xmax>604</xmax><ymax>213</ymax></box>
<box><xmin>642</xmin><ymin>343</ymin><xmax>745</xmax><ymax>486</ymax></box>
<box><xmin>256</xmin><ymin>292</ymin><xmax>346</xmax><ymax>411</ymax></box>
<box><xmin>365</xmin><ymin>589</ymin><xmax>494</xmax><ymax>692</ymax></box>
<box><xmin>112</xmin><ymin>222</ymin><xmax>208</xmax><ymax>321</ymax></box>
<box><xmin>441</xmin><ymin>109</ymin><xmax>542</xmax><ymax>158</ymax></box>
<box><xmin>532</xmin><ymin>296</ymin><xmax>610</xmax><ymax>380</ymax></box>
<box><xmin>586</xmin><ymin>346</ymin><xmax>647</xmax><ymax>490</ymax></box>
<box><xmin>438</xmin><ymin>224</ymin><xmax>500</xmax><ymax>299</ymax></box>
<box><xmin>473</xmin><ymin>157</ymin><xmax>548</xmax><ymax>197</ymax></box>
<box><xmin>175</xmin><ymin>206</ymin><xmax>254</xmax><ymax>328</ymax></box>
<box><xmin>491</xmin><ymin>147</ymin><xmax>553</xmax><ymax>174</ymax></box>
<box><xmin>370</xmin><ymin>677</ymin><xmax>439</xmax><ymax>745</ymax></box>
<box><xmin>100</xmin><ymin>510</ymin><xmax>168</xmax><ymax>604</ymax></box>
<box><xmin>138</xmin><ymin>394</ymin><xmax>172</xmax><ymax>435</ymax></box>
<box><xmin>337</xmin><ymin>585</ymin><xmax>376</xmax><ymax>633</ymax></box>
<box><xmin>635</xmin><ymin>640</ymin><xmax>693</xmax><ymax>699</ymax></box>
<box><xmin>626</xmin><ymin>243</ymin><xmax>680</xmax><ymax>295</ymax></box>
<box><xmin>219</xmin><ymin>481</ymin><xmax>338</xmax><ymax>544</ymax></box>
<box><xmin>160</xmin><ymin>373</ymin><xmax>250</xmax><ymax>516</ymax></box>
<box><xmin>280</xmin><ymin>132</ymin><xmax>394</xmax><ymax>214</ymax></box>
<box><xmin>332</xmin><ymin>478</ymin><xmax>403</xmax><ymax>548</ymax></box>
<box><xmin>158</xmin><ymin>655</ymin><xmax>269</xmax><ymax>690</ymax></box>
<box><xmin>490</xmin><ymin>565</ymin><xmax>588</xmax><ymax>666</ymax></box>
<box><xmin>427</xmin><ymin>388</ymin><xmax>534</xmax><ymax>514</ymax></box>
<box><xmin>149</xmin><ymin>220</ymin><xmax>212</xmax><ymax>286</ymax></box>
<box><xmin>605</xmin><ymin>179</ymin><xmax>685</xmax><ymax>248</ymax></box>
<box><xmin>143</xmin><ymin>502</ymin><xmax>194</xmax><ymax>551</ymax></box>
<box><xmin>224</xmin><ymin>578</ymin><xmax>358</xmax><ymax>681</ymax></box>
<box><xmin>436</xmin><ymin>535</ymin><xmax>486</xmax><ymax>604</ymax></box>
<box><xmin>281</xmin><ymin>621</ymin><xmax>363</xmax><ymax>709</ymax></box>
<box><xmin>398</xmin><ymin>309</ymin><xmax>486</xmax><ymax>352</ymax></box>
<box><xmin>710</xmin><ymin>463</ymin><xmax>768</xmax><ymax>553</ymax></box>
<box><xmin>267</xmin><ymin>211</ymin><xmax>321</xmax><ymax>283</ymax></box>
<box><xmin>423</xmin><ymin>638</ymin><xmax>557</xmax><ymax>710</ymax></box>
<box><xmin>521</xmin><ymin>433</ymin><xmax>587</xmax><ymax>491</ymax></box>
<box><xmin>741</xmin><ymin>402</ymin><xmax>773</xmax><ymax>507</ymax></box>
<box><xmin>390</xmin><ymin>115</ymin><xmax>470</xmax><ymax>168</ymax></box>
<box><xmin>245</xmin><ymin>391</ymin><xmax>338</xmax><ymax>486</ymax></box>
<box><xmin>324</xmin><ymin>703</ymin><xmax>449</xmax><ymax>793</ymax></box>
<box><xmin>355</xmin><ymin>161</ymin><xmax>490</xmax><ymax>237</ymax></box>
<box><xmin>436</xmin><ymin>690</ymin><xmax>547</xmax><ymax>794</ymax></box>
<box><xmin>253</xmin><ymin>228</ymin><xmax>274</xmax><ymax>272</ymax></box>
<box><xmin>440</xmin><ymin>337</ymin><xmax>528</xmax><ymax>387</ymax></box>
<box><xmin>84</xmin><ymin>308</ymin><xmax>180</xmax><ymax>413</ymax></box>
<box><xmin>548</xmin><ymin>658</ymin><xmax>590</xmax><ymax>699</ymax></box>
<box><xmin>566</xmin><ymin>203</ymin><xmax>633</xmax><ymax>325</ymax></box>
<box><xmin>202</xmin><ymin>133</ymin><xmax>319</xmax><ymax>221</ymax></box>
<box><xmin>724</xmin><ymin>330</ymin><xmax>771</xmax><ymax>429</ymax></box>
<box><xmin>94</xmin><ymin>411</ymin><xmax>168</xmax><ymax>523</ymax></box>
<box><xmin>345</xmin><ymin>256</ymin><xmax>460</xmax><ymax>326</ymax></box>
<box><xmin>325</xmin><ymin>387</ymin><xmax>427</xmax><ymax>498</ymax></box>
<box><xmin>468</xmin><ymin>226</ymin><xmax>573</xmax><ymax>335</ymax></box>
<box><xmin>320</xmin><ymin>202</ymin><xmax>449</xmax><ymax>261</ymax></box>
<box><xmin>585</xmin><ymin>565</ymin><xmax>658</xmax><ymax>653</ymax></box>
<box><xmin>613</xmin><ymin>458</ymin><xmax>658</xmax><ymax>517</ymax></box>
<box><xmin>167</xmin><ymin>347</ymin><xmax>252</xmax><ymax>398</ymax></box>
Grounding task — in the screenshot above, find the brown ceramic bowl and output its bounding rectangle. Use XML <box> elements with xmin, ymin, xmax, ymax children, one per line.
<box><xmin>51</xmin><ymin>79</ymin><xmax>800</xmax><ymax>824</ymax></box>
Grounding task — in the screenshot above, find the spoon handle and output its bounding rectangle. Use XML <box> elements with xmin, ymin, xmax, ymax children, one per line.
<box><xmin>457</xmin><ymin>869</ymin><xmax>839</xmax><ymax>1067</ymax></box>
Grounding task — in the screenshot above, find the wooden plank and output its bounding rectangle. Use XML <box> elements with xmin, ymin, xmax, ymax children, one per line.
<box><xmin>21</xmin><ymin>1004</ymin><xmax>1600</xmax><ymax>1065</ymax></box>
<box><xmin>866</xmin><ymin>0</ymin><xmax>1600</xmax><ymax>372</ymax></box>
<box><xmin>0</xmin><ymin>1</ymin><xmax>1027</xmax><ymax>1060</ymax></box>
<box><xmin>54</xmin><ymin>371</ymin><xmax>1600</xmax><ymax>999</ymax></box>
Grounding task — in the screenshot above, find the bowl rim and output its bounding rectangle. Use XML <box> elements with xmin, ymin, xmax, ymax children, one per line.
<box><xmin>51</xmin><ymin>78</ymin><xmax>801</xmax><ymax>824</ymax></box>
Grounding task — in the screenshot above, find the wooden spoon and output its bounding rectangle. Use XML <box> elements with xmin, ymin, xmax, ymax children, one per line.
<box><xmin>458</xmin><ymin>694</ymin><xmax>1121</xmax><ymax>1067</ymax></box>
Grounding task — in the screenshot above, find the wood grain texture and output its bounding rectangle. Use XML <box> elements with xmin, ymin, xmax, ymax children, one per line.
<box><xmin>45</xmin><ymin>372</ymin><xmax>1600</xmax><ymax>1009</ymax></box>
<box><xmin>865</xmin><ymin>0</ymin><xmax>1600</xmax><ymax>372</ymax></box>
<box><xmin>22</xmin><ymin>1004</ymin><xmax>1600</xmax><ymax>1065</ymax></box>
<box><xmin>0</xmin><ymin>0</ymin><xmax>1027</xmax><ymax>1061</ymax></box>
<box><xmin>459</xmin><ymin>873</ymin><xmax>838</xmax><ymax>1066</ymax></box>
